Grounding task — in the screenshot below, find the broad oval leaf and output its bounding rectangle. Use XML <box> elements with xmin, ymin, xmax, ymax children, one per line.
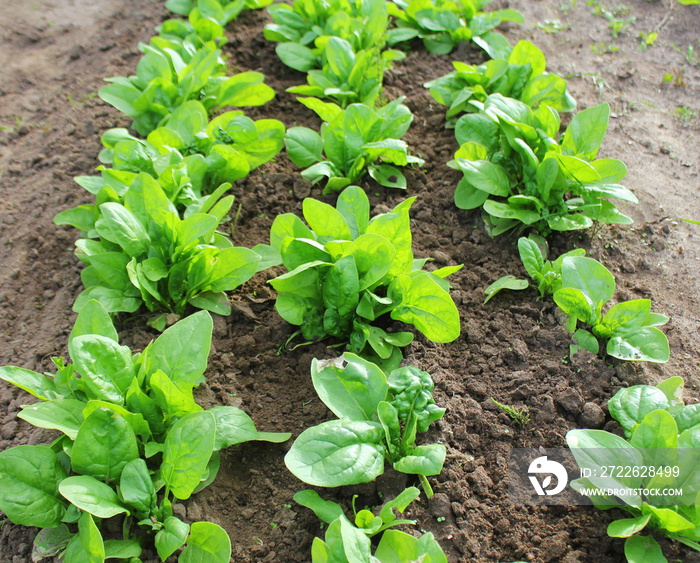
<box><xmin>161</xmin><ymin>411</ymin><xmax>216</xmax><ymax>500</ymax></box>
<box><xmin>602</xmin><ymin>299</ymin><xmax>651</xmax><ymax>332</ymax></box>
<box><xmin>390</xmin><ymin>273</ymin><xmax>460</xmax><ymax>342</ymax></box>
<box><xmin>303</xmin><ymin>198</ymin><xmax>353</xmax><ymax>240</ymax></box>
<box><xmin>0</xmin><ymin>445</ymin><xmax>67</xmax><ymax>528</ymax></box>
<box><xmin>483</xmin><ymin>275</ymin><xmax>529</xmax><ymax>304</ymax></box>
<box><xmin>69</xmin><ymin>334</ymin><xmax>134</xmax><ymax>404</ymax></box>
<box><xmin>276</xmin><ymin>42</ymin><xmax>318</xmax><ymax>72</ymax></box>
<box><xmin>454</xmin><ymin>176</ymin><xmax>489</xmax><ymax>210</ymax></box>
<box><xmin>323</xmin><ymin>255</ymin><xmax>360</xmax><ymax>320</ymax></box>
<box><xmin>561</xmin><ymin>103</ymin><xmax>610</xmax><ymax>160</ymax></box>
<box><xmin>607</xmin><ymin>385</ymin><xmax>670</xmax><ymax>436</ymax></box>
<box><xmin>285</xmin><ymin>420</ymin><xmax>385</xmax><ymax>487</ymax></box>
<box><xmin>206</xmin><ymin>246</ymin><xmax>260</xmax><ymax>294</ymax></box>
<box><xmin>155</xmin><ymin>516</ymin><xmax>190</xmax><ymax>561</ymax></box>
<box><xmin>18</xmin><ymin>398</ymin><xmax>85</xmax><ymax>440</ymax></box>
<box><xmin>567</xmin><ymin>429</ymin><xmax>645</xmax><ymax>501</ymax></box>
<box><xmin>366</xmin><ymin>197</ymin><xmax>415</xmax><ymax>277</ymax></box>
<box><xmin>455</xmin><ymin>159</ymin><xmax>511</xmax><ymax>197</ymax></box>
<box><xmin>59</xmin><ymin>475</ymin><xmax>128</xmax><ymax>519</ymax></box>
<box><xmin>95</xmin><ymin>202</ymin><xmax>150</xmax><ymax>257</ymax></box>
<box><xmin>553</xmin><ymin>287</ymin><xmax>596</xmax><ymax>325</ymax></box>
<box><xmin>375</xmin><ymin>530</ymin><xmax>447</xmax><ymax>563</ymax></box>
<box><xmin>144</xmin><ymin>311</ymin><xmax>213</xmax><ymax>390</ymax></box>
<box><xmin>607</xmin><ymin>327</ymin><xmax>670</xmax><ymax>364</ymax></box>
<box><xmin>103</xmin><ymin>539</ymin><xmax>142</xmax><ymax>560</ymax></box>
<box><xmin>71</xmin><ymin>407</ymin><xmax>139</xmax><ymax>482</ymax></box>
<box><xmin>623</xmin><ymin>535</ymin><xmax>667</xmax><ymax>563</ymax></box>
<box><xmin>0</xmin><ymin>366</ymin><xmax>58</xmax><ymax>401</ymax></box>
<box><xmin>31</xmin><ymin>525</ymin><xmax>72</xmax><ymax>561</ymax></box>
<box><xmin>75</xmin><ymin>511</ymin><xmax>105</xmax><ymax>563</ymax></box>
<box><xmin>179</xmin><ymin>522</ymin><xmax>231</xmax><ymax>563</ymax></box>
<box><xmin>120</xmin><ymin>458</ymin><xmax>156</xmax><ymax>515</ymax></box>
<box><xmin>336</xmin><ymin>186</ymin><xmax>370</xmax><ymax>239</ymax></box>
<box><xmin>285</xmin><ymin>127</ymin><xmax>324</xmax><ymax>167</ymax></box>
<box><xmin>69</xmin><ymin>299</ymin><xmax>118</xmax><ymax>346</ymax></box>
<box><xmin>560</xmin><ymin>256</ymin><xmax>615</xmax><ymax>310</ymax></box>
<box><xmin>393</xmin><ymin>444</ymin><xmax>446</xmax><ymax>476</ymax></box>
<box><xmin>311</xmin><ymin>354</ymin><xmax>388</xmax><ymax>421</ymax></box>
<box><xmin>607</xmin><ymin>514</ymin><xmax>652</xmax><ymax>538</ymax></box>
<box><xmin>629</xmin><ymin>410</ymin><xmax>678</xmax><ymax>451</ymax></box>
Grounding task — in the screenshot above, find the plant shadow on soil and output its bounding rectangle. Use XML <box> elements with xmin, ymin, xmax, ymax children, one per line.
<box><xmin>0</xmin><ymin>0</ymin><xmax>699</xmax><ymax>562</ymax></box>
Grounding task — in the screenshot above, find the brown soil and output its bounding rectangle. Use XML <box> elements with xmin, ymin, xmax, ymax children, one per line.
<box><xmin>1</xmin><ymin>0</ymin><xmax>699</xmax><ymax>562</ymax></box>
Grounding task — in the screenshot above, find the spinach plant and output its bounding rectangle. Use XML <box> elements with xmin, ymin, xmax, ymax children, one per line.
<box><xmin>90</xmin><ymin>100</ymin><xmax>284</xmax><ymax>203</ymax></box>
<box><xmin>99</xmin><ymin>39</ymin><xmax>275</xmax><ymax>136</ymax></box>
<box><xmin>285</xmin><ymin>97</ymin><xmax>424</xmax><ymax>193</ymax></box>
<box><xmin>265</xmin><ymin>0</ymin><xmax>395</xmax><ymax>72</ymax></box>
<box><xmin>161</xmin><ymin>0</ymin><xmax>242</xmax><ymax>46</ymax></box>
<box><xmin>0</xmin><ymin>304</ymin><xmax>290</xmax><ymax>562</ymax></box>
<box><xmin>567</xmin><ymin>376</ymin><xmax>700</xmax><ymax>562</ymax></box>
<box><xmin>55</xmin><ymin>171</ymin><xmax>260</xmax><ymax>327</ymax></box>
<box><xmin>553</xmin><ymin>256</ymin><xmax>670</xmax><ymax>362</ymax></box>
<box><xmin>425</xmin><ymin>40</ymin><xmax>576</xmax><ymax>123</ymax></box>
<box><xmin>262</xmin><ymin>186</ymin><xmax>461</xmax><ymax>365</ymax></box>
<box><xmin>295</xmin><ymin>487</ymin><xmax>448</xmax><ymax>562</ymax></box>
<box><xmin>285</xmin><ymin>354</ymin><xmax>446</xmax><ymax>496</ymax></box>
<box><xmin>155</xmin><ymin>14</ymin><xmax>228</xmax><ymax>53</ymax></box>
<box><xmin>386</xmin><ymin>0</ymin><xmax>523</xmax><ymax>56</ymax></box>
<box><xmin>484</xmin><ymin>235</ymin><xmax>585</xmax><ymax>303</ymax></box>
<box><xmin>166</xmin><ymin>0</ymin><xmax>273</xmax><ymax>27</ymax></box>
<box><xmin>286</xmin><ymin>37</ymin><xmax>395</xmax><ymax>107</ymax></box>
<box><xmin>450</xmin><ymin>94</ymin><xmax>637</xmax><ymax>236</ymax></box>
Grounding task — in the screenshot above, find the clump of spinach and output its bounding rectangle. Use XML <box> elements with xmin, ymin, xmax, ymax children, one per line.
<box><xmin>567</xmin><ymin>376</ymin><xmax>700</xmax><ymax>563</ymax></box>
<box><xmin>161</xmin><ymin>0</ymin><xmax>245</xmax><ymax>46</ymax></box>
<box><xmin>386</xmin><ymin>0</ymin><xmax>523</xmax><ymax>56</ymax></box>
<box><xmin>55</xmin><ymin>171</ymin><xmax>260</xmax><ymax>328</ymax></box>
<box><xmin>425</xmin><ymin>40</ymin><xmax>576</xmax><ymax>123</ymax></box>
<box><xmin>553</xmin><ymin>256</ymin><xmax>669</xmax><ymax>362</ymax></box>
<box><xmin>99</xmin><ymin>38</ymin><xmax>275</xmax><ymax>136</ymax></box>
<box><xmin>265</xmin><ymin>0</ymin><xmax>396</xmax><ymax>72</ymax></box>
<box><xmin>484</xmin><ymin>234</ymin><xmax>585</xmax><ymax>303</ymax></box>
<box><xmin>285</xmin><ymin>354</ymin><xmax>446</xmax><ymax>497</ymax></box>
<box><xmin>295</xmin><ymin>487</ymin><xmax>448</xmax><ymax>562</ymax></box>
<box><xmin>262</xmin><ymin>186</ymin><xmax>461</xmax><ymax>366</ymax></box>
<box><xmin>450</xmin><ymin>94</ymin><xmax>637</xmax><ymax>236</ymax></box>
<box><xmin>286</xmin><ymin>37</ymin><xmax>399</xmax><ymax>107</ymax></box>
<box><xmin>285</xmin><ymin>97</ymin><xmax>424</xmax><ymax>193</ymax></box>
<box><xmin>84</xmin><ymin>100</ymin><xmax>284</xmax><ymax>206</ymax></box>
<box><xmin>0</xmin><ymin>304</ymin><xmax>290</xmax><ymax>562</ymax></box>
<box><xmin>166</xmin><ymin>0</ymin><xmax>273</xmax><ymax>31</ymax></box>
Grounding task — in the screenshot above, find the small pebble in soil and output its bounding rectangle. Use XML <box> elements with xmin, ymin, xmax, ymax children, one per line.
<box><xmin>579</xmin><ymin>402</ymin><xmax>606</xmax><ymax>428</ymax></box>
<box><xmin>555</xmin><ymin>388</ymin><xmax>584</xmax><ymax>414</ymax></box>
<box><xmin>1</xmin><ymin>420</ymin><xmax>18</xmax><ymax>440</ymax></box>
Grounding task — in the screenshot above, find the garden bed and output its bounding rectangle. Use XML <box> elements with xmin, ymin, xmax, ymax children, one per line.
<box><xmin>0</xmin><ymin>0</ymin><xmax>698</xmax><ymax>561</ymax></box>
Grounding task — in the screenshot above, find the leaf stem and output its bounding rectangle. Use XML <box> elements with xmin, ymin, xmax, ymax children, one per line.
<box><xmin>418</xmin><ymin>474</ymin><xmax>434</xmax><ymax>498</ymax></box>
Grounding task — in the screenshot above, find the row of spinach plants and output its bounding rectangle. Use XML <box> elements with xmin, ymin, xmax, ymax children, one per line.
<box><xmin>412</xmin><ymin>2</ymin><xmax>697</xmax><ymax>561</ymax></box>
<box><xmin>54</xmin><ymin>2</ymin><xmax>285</xmax><ymax>330</ymax></box>
<box><xmin>258</xmin><ymin>2</ymin><xmax>463</xmax><ymax>558</ymax></box>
